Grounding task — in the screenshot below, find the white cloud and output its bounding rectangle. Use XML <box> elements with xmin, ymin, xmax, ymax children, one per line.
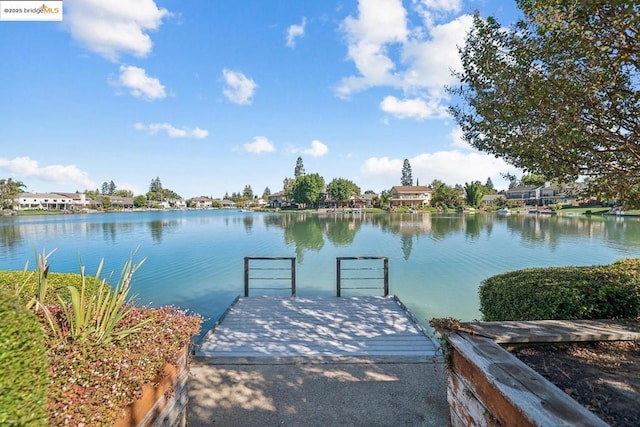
<box><xmin>303</xmin><ymin>140</ymin><xmax>329</xmax><ymax>157</ymax></box>
<box><xmin>134</xmin><ymin>122</ymin><xmax>208</xmax><ymax>139</ymax></box>
<box><xmin>116</xmin><ymin>65</ymin><xmax>166</xmax><ymax>100</ymax></box>
<box><xmin>289</xmin><ymin>140</ymin><xmax>329</xmax><ymax>158</ymax></box>
<box><xmin>401</xmin><ymin>14</ymin><xmax>473</xmax><ymax>90</ymax></box>
<box><xmin>0</xmin><ymin>157</ymin><xmax>95</xmax><ymax>188</ymax></box>
<box><xmin>360</xmin><ymin>151</ymin><xmax>516</xmax><ymax>191</ymax></box>
<box><xmin>116</xmin><ymin>181</ymin><xmax>143</xmax><ymax>195</ymax></box>
<box><xmin>336</xmin><ymin>1</ymin><xmax>474</xmax><ymax>121</ymax></box>
<box><xmin>336</xmin><ymin>0</ymin><xmax>408</xmax><ymax>98</ymax></box>
<box><xmin>243</xmin><ymin>136</ymin><xmax>275</xmax><ymax>154</ymax></box>
<box><xmin>64</xmin><ymin>0</ymin><xmax>170</xmax><ymax>61</ymax></box>
<box><xmin>286</xmin><ymin>17</ymin><xmax>307</xmax><ymax>48</ymax></box>
<box><xmin>380</xmin><ymin>95</ymin><xmax>448</xmax><ymax>120</ymax></box>
<box><xmin>449</xmin><ymin>126</ymin><xmax>471</xmax><ymax>149</ymax></box>
<box><xmin>413</xmin><ymin>0</ymin><xmax>463</xmax><ymax>28</ymax></box>
<box><xmin>222</xmin><ymin>69</ymin><xmax>258</xmax><ymax>105</ymax></box>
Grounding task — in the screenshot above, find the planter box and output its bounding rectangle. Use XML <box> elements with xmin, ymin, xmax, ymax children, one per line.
<box><xmin>114</xmin><ymin>347</ymin><xmax>189</xmax><ymax>427</ymax></box>
<box><xmin>441</xmin><ymin>319</ymin><xmax>640</xmax><ymax>426</ymax></box>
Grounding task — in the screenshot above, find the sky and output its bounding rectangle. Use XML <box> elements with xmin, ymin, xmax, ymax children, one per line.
<box><xmin>0</xmin><ymin>0</ymin><xmax>524</xmax><ymax>199</ymax></box>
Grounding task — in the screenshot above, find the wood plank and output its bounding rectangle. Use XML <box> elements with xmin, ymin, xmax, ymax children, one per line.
<box><xmin>447</xmin><ymin>332</ymin><xmax>608</xmax><ymax>426</ymax></box>
<box><xmin>461</xmin><ymin>319</ymin><xmax>640</xmax><ymax>343</ymax></box>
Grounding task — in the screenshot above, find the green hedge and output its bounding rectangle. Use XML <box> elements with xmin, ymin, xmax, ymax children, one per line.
<box><xmin>0</xmin><ymin>270</ymin><xmax>104</xmax><ymax>306</ymax></box>
<box><xmin>479</xmin><ymin>258</ymin><xmax>640</xmax><ymax>321</ymax></box>
<box><xmin>0</xmin><ymin>287</ymin><xmax>49</xmax><ymax>426</ymax></box>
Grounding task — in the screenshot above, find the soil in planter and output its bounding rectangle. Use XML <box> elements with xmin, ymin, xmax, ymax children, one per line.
<box><xmin>512</xmin><ymin>341</ymin><xmax>640</xmax><ymax>427</ymax></box>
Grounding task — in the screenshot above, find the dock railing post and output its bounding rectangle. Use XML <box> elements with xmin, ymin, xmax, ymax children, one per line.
<box><xmin>383</xmin><ymin>257</ymin><xmax>389</xmax><ymax>297</ymax></box>
<box><xmin>336</xmin><ymin>258</ymin><xmax>342</xmax><ymax>297</ymax></box>
<box><xmin>291</xmin><ymin>258</ymin><xmax>296</xmax><ymax>297</ymax></box>
<box><xmin>244</xmin><ymin>257</ymin><xmax>249</xmax><ymax>297</ymax></box>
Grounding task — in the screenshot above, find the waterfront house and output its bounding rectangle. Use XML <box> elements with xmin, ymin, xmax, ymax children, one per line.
<box><xmin>390</xmin><ymin>186</ymin><xmax>432</xmax><ymax>208</ymax></box>
<box><xmin>221</xmin><ymin>199</ymin><xmax>237</xmax><ymax>209</ymax></box>
<box><xmin>17</xmin><ymin>192</ymin><xmax>75</xmax><ymax>210</ymax></box>
<box><xmin>269</xmin><ymin>192</ymin><xmax>286</xmax><ymax>208</ymax></box>
<box><xmin>190</xmin><ymin>196</ymin><xmax>214</xmax><ymax>209</ymax></box>
<box><xmin>481</xmin><ymin>194</ymin><xmax>504</xmax><ymax>207</ymax></box>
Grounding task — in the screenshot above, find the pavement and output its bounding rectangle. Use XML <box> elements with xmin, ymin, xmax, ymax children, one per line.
<box><xmin>187</xmin><ymin>360</ymin><xmax>450</xmax><ymax>426</ymax></box>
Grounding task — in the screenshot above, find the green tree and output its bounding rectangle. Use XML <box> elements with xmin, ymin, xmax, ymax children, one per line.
<box><xmin>377</xmin><ymin>189</ymin><xmax>392</xmax><ymax>209</ymax></box>
<box><xmin>520</xmin><ymin>173</ymin><xmax>547</xmax><ymax>187</ymax></box>
<box><xmin>464</xmin><ymin>181</ymin><xmax>485</xmax><ymax>208</ymax></box>
<box><xmin>294</xmin><ymin>156</ymin><xmax>305</xmax><ymax>178</ymax></box>
<box><xmin>327</xmin><ymin>178</ymin><xmax>360</xmax><ymax>207</ymax></box>
<box><xmin>84</xmin><ymin>189</ymin><xmax>100</xmax><ymax>201</ymax></box>
<box><xmin>149</xmin><ymin>177</ymin><xmax>162</xmax><ymax>193</ymax></box>
<box><xmin>430</xmin><ymin>180</ymin><xmax>463</xmax><ymax>210</ymax></box>
<box><xmin>242</xmin><ymin>185</ymin><xmax>253</xmax><ymax>199</ymax></box>
<box><xmin>108</xmin><ymin>180</ymin><xmax>117</xmax><ymax>195</ymax></box>
<box><xmin>100</xmin><ymin>196</ymin><xmax>112</xmax><ymax>210</ymax></box>
<box><xmin>133</xmin><ymin>195</ymin><xmax>147</xmax><ymax>208</ymax></box>
<box><xmin>449</xmin><ymin>4</ymin><xmax>640</xmax><ymax>207</ymax></box>
<box><xmin>292</xmin><ymin>173</ymin><xmax>325</xmax><ymax>207</ymax></box>
<box><xmin>0</xmin><ymin>178</ymin><xmax>26</xmax><ymax>209</ymax></box>
<box><xmin>283</xmin><ymin>177</ymin><xmax>295</xmax><ymax>202</ymax></box>
<box><xmin>485</xmin><ymin>177</ymin><xmax>494</xmax><ymax>191</ymax></box>
<box><xmin>114</xmin><ymin>189</ymin><xmax>133</xmax><ymax>198</ymax></box>
<box><xmin>401</xmin><ymin>159</ymin><xmax>413</xmax><ymax>186</ymax></box>
<box><xmin>101</xmin><ymin>182</ymin><xmax>109</xmax><ymax>195</ymax></box>
<box><xmin>262</xmin><ymin>187</ymin><xmax>271</xmax><ymax>200</ymax></box>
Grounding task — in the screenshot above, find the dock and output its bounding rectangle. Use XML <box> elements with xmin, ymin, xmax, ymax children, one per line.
<box><xmin>195</xmin><ymin>295</ymin><xmax>439</xmax><ymax>364</ymax></box>
<box><xmin>188</xmin><ymin>257</ymin><xmax>450</xmax><ymax>426</ymax></box>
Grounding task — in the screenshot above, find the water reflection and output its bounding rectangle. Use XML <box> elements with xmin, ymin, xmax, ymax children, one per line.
<box><xmin>260</xmin><ymin>212</ymin><xmax>640</xmax><ymax>261</ymax></box>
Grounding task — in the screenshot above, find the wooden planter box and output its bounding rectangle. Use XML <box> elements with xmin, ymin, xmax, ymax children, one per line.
<box><xmin>443</xmin><ymin>320</ymin><xmax>640</xmax><ymax>427</ymax></box>
<box><xmin>113</xmin><ymin>347</ymin><xmax>189</xmax><ymax>427</ymax></box>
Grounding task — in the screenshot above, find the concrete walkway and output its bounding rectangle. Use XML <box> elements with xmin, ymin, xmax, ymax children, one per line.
<box><xmin>187</xmin><ymin>361</ymin><xmax>450</xmax><ymax>426</ymax></box>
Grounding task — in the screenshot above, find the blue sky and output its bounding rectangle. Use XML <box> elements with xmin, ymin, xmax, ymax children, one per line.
<box><xmin>0</xmin><ymin>0</ymin><xmax>523</xmax><ymax>199</ymax></box>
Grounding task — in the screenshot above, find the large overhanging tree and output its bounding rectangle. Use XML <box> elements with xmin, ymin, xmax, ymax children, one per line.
<box><xmin>449</xmin><ymin>1</ymin><xmax>640</xmax><ymax>207</ymax></box>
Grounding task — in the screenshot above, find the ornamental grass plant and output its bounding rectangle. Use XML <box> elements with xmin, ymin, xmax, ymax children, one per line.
<box><xmin>1</xmin><ymin>249</ymin><xmax>203</xmax><ymax>426</ymax></box>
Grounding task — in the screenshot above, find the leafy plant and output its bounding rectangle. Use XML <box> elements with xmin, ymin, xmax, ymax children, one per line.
<box><xmin>19</xmin><ymin>248</ymin><xmax>61</xmax><ymax>339</ymax></box>
<box><xmin>60</xmin><ymin>254</ymin><xmax>152</xmax><ymax>346</ymax></box>
<box><xmin>479</xmin><ymin>259</ymin><xmax>640</xmax><ymax>321</ymax></box>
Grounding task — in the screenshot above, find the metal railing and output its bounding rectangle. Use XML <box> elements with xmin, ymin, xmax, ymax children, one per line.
<box><xmin>244</xmin><ymin>257</ymin><xmax>296</xmax><ymax>297</ymax></box>
<box><xmin>336</xmin><ymin>256</ymin><xmax>389</xmax><ymax>297</ymax></box>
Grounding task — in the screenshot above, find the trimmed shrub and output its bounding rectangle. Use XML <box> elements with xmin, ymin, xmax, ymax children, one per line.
<box><xmin>0</xmin><ymin>270</ymin><xmax>103</xmax><ymax>306</ymax></box>
<box><xmin>0</xmin><ymin>287</ymin><xmax>49</xmax><ymax>426</ymax></box>
<box><xmin>479</xmin><ymin>259</ymin><xmax>640</xmax><ymax>321</ymax></box>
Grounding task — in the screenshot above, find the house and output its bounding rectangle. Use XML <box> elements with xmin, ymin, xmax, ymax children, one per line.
<box><xmin>269</xmin><ymin>191</ymin><xmax>286</xmax><ymax>208</ymax></box>
<box><xmin>390</xmin><ymin>186</ymin><xmax>432</xmax><ymax>208</ymax></box>
<box><xmin>53</xmin><ymin>192</ymin><xmax>92</xmax><ymax>210</ymax></box>
<box><xmin>481</xmin><ymin>194</ymin><xmax>504</xmax><ymax>207</ymax></box>
<box><xmin>505</xmin><ymin>185</ymin><xmax>540</xmax><ymax>205</ymax></box>
<box><xmin>191</xmin><ymin>196</ymin><xmax>213</xmax><ymax>209</ymax></box>
<box><xmin>221</xmin><ymin>199</ymin><xmax>237</xmax><ymax>209</ymax></box>
<box><xmin>17</xmin><ymin>193</ymin><xmax>74</xmax><ymax>210</ymax></box>
<box><xmin>349</xmin><ymin>193</ymin><xmax>376</xmax><ymax>209</ymax></box>
<box><xmin>506</xmin><ymin>182</ymin><xmax>578</xmax><ymax>206</ymax></box>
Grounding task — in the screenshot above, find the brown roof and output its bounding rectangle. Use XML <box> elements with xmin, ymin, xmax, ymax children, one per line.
<box><xmin>391</xmin><ymin>185</ymin><xmax>431</xmax><ymax>193</ymax></box>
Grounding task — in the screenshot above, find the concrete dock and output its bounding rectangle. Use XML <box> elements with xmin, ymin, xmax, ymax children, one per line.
<box><xmin>187</xmin><ymin>295</ymin><xmax>449</xmax><ymax>426</ymax></box>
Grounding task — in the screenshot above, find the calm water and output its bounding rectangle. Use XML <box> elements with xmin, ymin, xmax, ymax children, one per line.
<box><xmin>1</xmin><ymin>210</ymin><xmax>639</xmax><ymax>339</ymax></box>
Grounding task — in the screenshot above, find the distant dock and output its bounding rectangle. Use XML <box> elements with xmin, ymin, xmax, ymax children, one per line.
<box><xmin>195</xmin><ymin>295</ymin><xmax>439</xmax><ymax>364</ymax></box>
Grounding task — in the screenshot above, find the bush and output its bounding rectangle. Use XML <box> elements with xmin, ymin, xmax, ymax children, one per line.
<box><xmin>479</xmin><ymin>259</ymin><xmax>640</xmax><ymax>321</ymax></box>
<box><xmin>0</xmin><ymin>270</ymin><xmax>103</xmax><ymax>306</ymax></box>
<box><xmin>0</xmin><ymin>287</ymin><xmax>49</xmax><ymax>426</ymax></box>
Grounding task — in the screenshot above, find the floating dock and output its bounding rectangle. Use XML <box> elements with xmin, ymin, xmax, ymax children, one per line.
<box><xmin>195</xmin><ymin>295</ymin><xmax>439</xmax><ymax>364</ymax></box>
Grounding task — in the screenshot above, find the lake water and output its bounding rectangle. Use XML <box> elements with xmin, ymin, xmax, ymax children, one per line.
<box><xmin>1</xmin><ymin>210</ymin><xmax>639</xmax><ymax>339</ymax></box>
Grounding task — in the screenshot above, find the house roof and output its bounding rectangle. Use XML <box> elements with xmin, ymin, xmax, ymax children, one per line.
<box><xmin>391</xmin><ymin>185</ymin><xmax>431</xmax><ymax>193</ymax></box>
